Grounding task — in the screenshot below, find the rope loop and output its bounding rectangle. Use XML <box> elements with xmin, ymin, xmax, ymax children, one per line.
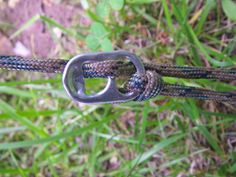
<box><xmin>125</xmin><ymin>70</ymin><xmax>164</xmax><ymax>101</ymax></box>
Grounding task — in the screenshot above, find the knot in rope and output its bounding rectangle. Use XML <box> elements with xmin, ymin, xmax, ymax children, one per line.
<box><xmin>125</xmin><ymin>70</ymin><xmax>164</xmax><ymax>101</ymax></box>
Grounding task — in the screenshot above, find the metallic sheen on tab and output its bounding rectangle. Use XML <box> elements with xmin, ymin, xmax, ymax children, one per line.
<box><xmin>62</xmin><ymin>51</ymin><xmax>145</xmax><ymax>104</ymax></box>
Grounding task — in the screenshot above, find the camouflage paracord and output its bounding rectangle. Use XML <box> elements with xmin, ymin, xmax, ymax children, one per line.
<box><xmin>0</xmin><ymin>56</ymin><xmax>236</xmax><ymax>103</ymax></box>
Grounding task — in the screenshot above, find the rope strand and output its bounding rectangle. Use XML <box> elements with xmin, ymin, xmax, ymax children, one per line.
<box><xmin>0</xmin><ymin>55</ymin><xmax>235</xmax><ymax>103</ymax></box>
<box><xmin>160</xmin><ymin>83</ymin><xmax>236</xmax><ymax>103</ymax></box>
<box><xmin>1</xmin><ymin>56</ymin><xmax>236</xmax><ymax>80</ymax></box>
<box><xmin>0</xmin><ymin>56</ymin><xmax>66</xmax><ymax>73</ymax></box>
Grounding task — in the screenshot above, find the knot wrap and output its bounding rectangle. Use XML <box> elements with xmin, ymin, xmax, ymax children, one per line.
<box><xmin>125</xmin><ymin>70</ymin><xmax>164</xmax><ymax>101</ymax></box>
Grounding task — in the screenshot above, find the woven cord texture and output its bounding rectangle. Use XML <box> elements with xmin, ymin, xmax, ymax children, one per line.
<box><xmin>1</xmin><ymin>56</ymin><xmax>236</xmax><ymax>80</ymax></box>
<box><xmin>0</xmin><ymin>56</ymin><xmax>66</xmax><ymax>73</ymax></box>
<box><xmin>161</xmin><ymin>83</ymin><xmax>236</xmax><ymax>103</ymax></box>
<box><xmin>1</xmin><ymin>56</ymin><xmax>235</xmax><ymax>102</ymax></box>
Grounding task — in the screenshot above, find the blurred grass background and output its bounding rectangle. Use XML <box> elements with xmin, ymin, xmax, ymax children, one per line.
<box><xmin>0</xmin><ymin>0</ymin><xmax>236</xmax><ymax>176</ymax></box>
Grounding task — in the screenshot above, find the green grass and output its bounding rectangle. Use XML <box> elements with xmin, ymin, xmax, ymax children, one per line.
<box><xmin>0</xmin><ymin>0</ymin><xmax>236</xmax><ymax>176</ymax></box>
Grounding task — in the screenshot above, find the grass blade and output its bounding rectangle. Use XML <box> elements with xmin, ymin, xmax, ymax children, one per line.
<box><xmin>0</xmin><ymin>114</ymin><xmax>113</xmax><ymax>150</ymax></box>
<box><xmin>131</xmin><ymin>134</ymin><xmax>185</xmax><ymax>166</ymax></box>
<box><xmin>0</xmin><ymin>100</ymin><xmax>47</xmax><ymax>137</ymax></box>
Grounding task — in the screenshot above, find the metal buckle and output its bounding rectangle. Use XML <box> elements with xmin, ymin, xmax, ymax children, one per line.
<box><xmin>62</xmin><ymin>51</ymin><xmax>145</xmax><ymax>104</ymax></box>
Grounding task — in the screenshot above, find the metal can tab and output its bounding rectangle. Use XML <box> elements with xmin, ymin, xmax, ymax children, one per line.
<box><xmin>62</xmin><ymin>51</ymin><xmax>145</xmax><ymax>104</ymax></box>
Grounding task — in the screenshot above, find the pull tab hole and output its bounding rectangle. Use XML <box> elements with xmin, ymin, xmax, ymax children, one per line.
<box><xmin>84</xmin><ymin>78</ymin><xmax>107</xmax><ymax>95</ymax></box>
<box><xmin>115</xmin><ymin>78</ymin><xmax>129</xmax><ymax>94</ymax></box>
<box><xmin>114</xmin><ymin>58</ymin><xmax>136</xmax><ymax>94</ymax></box>
<box><xmin>84</xmin><ymin>77</ymin><xmax>130</xmax><ymax>95</ymax></box>
<box><xmin>83</xmin><ymin>58</ymin><xmax>135</xmax><ymax>95</ymax></box>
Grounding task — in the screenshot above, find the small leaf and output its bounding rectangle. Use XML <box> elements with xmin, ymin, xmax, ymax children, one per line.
<box><xmin>109</xmin><ymin>0</ymin><xmax>124</xmax><ymax>10</ymax></box>
<box><xmin>222</xmin><ymin>0</ymin><xmax>236</xmax><ymax>21</ymax></box>
<box><xmin>85</xmin><ymin>35</ymin><xmax>100</xmax><ymax>51</ymax></box>
<box><xmin>96</xmin><ymin>0</ymin><xmax>110</xmax><ymax>18</ymax></box>
<box><xmin>101</xmin><ymin>38</ymin><xmax>113</xmax><ymax>51</ymax></box>
<box><xmin>90</xmin><ymin>22</ymin><xmax>108</xmax><ymax>38</ymax></box>
<box><xmin>86</xmin><ymin>22</ymin><xmax>112</xmax><ymax>51</ymax></box>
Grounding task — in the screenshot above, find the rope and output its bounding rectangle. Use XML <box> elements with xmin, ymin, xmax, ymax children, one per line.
<box><xmin>125</xmin><ymin>70</ymin><xmax>236</xmax><ymax>102</ymax></box>
<box><xmin>83</xmin><ymin>60</ymin><xmax>236</xmax><ymax>81</ymax></box>
<box><xmin>160</xmin><ymin>83</ymin><xmax>236</xmax><ymax>102</ymax></box>
<box><xmin>0</xmin><ymin>55</ymin><xmax>236</xmax><ymax>103</ymax></box>
<box><xmin>124</xmin><ymin>71</ymin><xmax>164</xmax><ymax>101</ymax></box>
<box><xmin>0</xmin><ymin>56</ymin><xmax>66</xmax><ymax>73</ymax></box>
<box><xmin>2</xmin><ymin>56</ymin><xmax>236</xmax><ymax>80</ymax></box>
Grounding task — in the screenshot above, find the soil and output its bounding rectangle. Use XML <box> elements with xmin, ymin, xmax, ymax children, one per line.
<box><xmin>0</xmin><ymin>0</ymin><xmax>87</xmax><ymax>57</ymax></box>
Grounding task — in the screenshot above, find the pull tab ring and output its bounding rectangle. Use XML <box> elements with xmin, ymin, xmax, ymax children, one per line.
<box><xmin>62</xmin><ymin>50</ymin><xmax>145</xmax><ymax>104</ymax></box>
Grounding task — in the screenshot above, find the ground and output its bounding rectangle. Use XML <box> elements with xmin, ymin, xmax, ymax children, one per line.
<box><xmin>0</xmin><ymin>0</ymin><xmax>236</xmax><ymax>176</ymax></box>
